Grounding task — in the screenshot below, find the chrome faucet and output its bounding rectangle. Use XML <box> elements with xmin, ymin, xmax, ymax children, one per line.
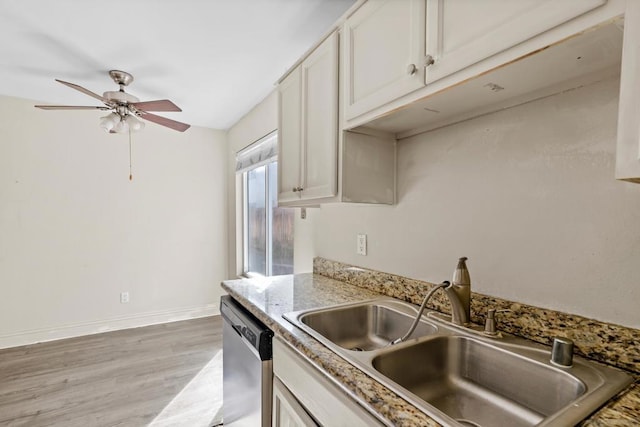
<box><xmin>444</xmin><ymin>257</ymin><xmax>471</xmax><ymax>325</ymax></box>
<box><xmin>390</xmin><ymin>257</ymin><xmax>472</xmax><ymax>345</ymax></box>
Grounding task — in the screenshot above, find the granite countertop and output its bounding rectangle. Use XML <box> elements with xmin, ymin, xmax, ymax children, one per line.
<box><xmin>221</xmin><ymin>273</ymin><xmax>639</xmax><ymax>426</ymax></box>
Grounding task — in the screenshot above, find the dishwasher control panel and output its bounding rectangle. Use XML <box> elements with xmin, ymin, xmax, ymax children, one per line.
<box><xmin>220</xmin><ymin>295</ymin><xmax>273</xmax><ymax>360</ymax></box>
<box><xmin>242</xmin><ymin>327</ymin><xmax>257</xmax><ymax>346</ymax></box>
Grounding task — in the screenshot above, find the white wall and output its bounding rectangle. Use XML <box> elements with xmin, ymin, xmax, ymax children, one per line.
<box><xmin>313</xmin><ymin>77</ymin><xmax>640</xmax><ymax>328</ymax></box>
<box><xmin>0</xmin><ymin>95</ymin><xmax>228</xmax><ymax>347</ymax></box>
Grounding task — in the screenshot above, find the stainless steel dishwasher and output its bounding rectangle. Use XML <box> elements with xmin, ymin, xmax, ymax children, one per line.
<box><xmin>220</xmin><ymin>295</ymin><xmax>273</xmax><ymax>426</ymax></box>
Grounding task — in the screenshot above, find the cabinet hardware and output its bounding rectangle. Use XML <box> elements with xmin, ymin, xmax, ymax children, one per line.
<box><xmin>425</xmin><ymin>54</ymin><xmax>435</xmax><ymax>67</ymax></box>
<box><xmin>408</xmin><ymin>56</ymin><xmax>434</xmax><ymax>77</ymax></box>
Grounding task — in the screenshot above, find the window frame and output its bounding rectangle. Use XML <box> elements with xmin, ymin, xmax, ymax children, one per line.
<box><xmin>242</xmin><ymin>160</ymin><xmax>286</xmax><ymax>277</ymax></box>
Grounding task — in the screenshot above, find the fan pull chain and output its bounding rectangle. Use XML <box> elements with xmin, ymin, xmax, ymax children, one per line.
<box><xmin>128</xmin><ymin>128</ymin><xmax>133</xmax><ymax>181</ymax></box>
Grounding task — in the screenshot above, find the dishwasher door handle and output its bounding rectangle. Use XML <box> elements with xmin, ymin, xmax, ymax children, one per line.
<box><xmin>231</xmin><ymin>323</ymin><xmax>243</xmax><ymax>336</ymax></box>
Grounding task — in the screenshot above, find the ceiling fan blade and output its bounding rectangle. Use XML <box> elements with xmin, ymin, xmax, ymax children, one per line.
<box><xmin>140</xmin><ymin>112</ymin><xmax>191</xmax><ymax>132</ymax></box>
<box><xmin>55</xmin><ymin>79</ymin><xmax>110</xmax><ymax>104</ymax></box>
<box><xmin>130</xmin><ymin>99</ymin><xmax>182</xmax><ymax>112</ymax></box>
<box><xmin>35</xmin><ymin>105</ymin><xmax>111</xmax><ymax>110</ymax></box>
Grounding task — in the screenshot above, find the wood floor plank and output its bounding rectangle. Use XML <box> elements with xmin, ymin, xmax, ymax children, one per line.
<box><xmin>0</xmin><ymin>316</ymin><xmax>223</xmax><ymax>427</ymax></box>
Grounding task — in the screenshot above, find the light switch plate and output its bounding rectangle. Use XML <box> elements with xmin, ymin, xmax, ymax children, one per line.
<box><xmin>357</xmin><ymin>234</ymin><xmax>367</xmax><ymax>256</ymax></box>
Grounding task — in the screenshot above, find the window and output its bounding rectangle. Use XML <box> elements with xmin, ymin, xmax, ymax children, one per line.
<box><xmin>238</xmin><ymin>132</ymin><xmax>294</xmax><ymax>276</ymax></box>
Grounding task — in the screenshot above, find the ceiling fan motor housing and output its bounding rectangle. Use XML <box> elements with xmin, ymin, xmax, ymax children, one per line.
<box><xmin>103</xmin><ymin>90</ymin><xmax>139</xmax><ymax>104</ymax></box>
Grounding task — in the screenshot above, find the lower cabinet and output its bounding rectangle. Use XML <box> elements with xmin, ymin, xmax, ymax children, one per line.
<box><xmin>272</xmin><ymin>337</ymin><xmax>384</xmax><ymax>427</ymax></box>
<box><xmin>273</xmin><ymin>377</ymin><xmax>318</xmax><ymax>427</ymax></box>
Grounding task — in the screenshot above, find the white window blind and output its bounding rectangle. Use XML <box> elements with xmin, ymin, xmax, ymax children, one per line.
<box><xmin>235</xmin><ymin>131</ymin><xmax>278</xmax><ymax>174</ymax></box>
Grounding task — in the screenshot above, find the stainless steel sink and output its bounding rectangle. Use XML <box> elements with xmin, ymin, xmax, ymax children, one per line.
<box><xmin>297</xmin><ymin>299</ymin><xmax>438</xmax><ymax>351</ymax></box>
<box><xmin>372</xmin><ymin>335</ymin><xmax>585</xmax><ymax>426</ymax></box>
<box><xmin>284</xmin><ymin>298</ymin><xmax>633</xmax><ymax>427</ymax></box>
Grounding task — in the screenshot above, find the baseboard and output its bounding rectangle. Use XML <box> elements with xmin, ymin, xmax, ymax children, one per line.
<box><xmin>0</xmin><ymin>304</ymin><xmax>221</xmax><ymax>349</ymax></box>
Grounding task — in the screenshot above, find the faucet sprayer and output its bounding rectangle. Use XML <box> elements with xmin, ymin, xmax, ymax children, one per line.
<box><xmin>389</xmin><ymin>257</ymin><xmax>472</xmax><ymax>345</ymax></box>
<box><xmin>389</xmin><ymin>280</ymin><xmax>450</xmax><ymax>345</ymax></box>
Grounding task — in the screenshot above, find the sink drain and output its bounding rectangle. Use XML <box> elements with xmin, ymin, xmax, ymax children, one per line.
<box><xmin>350</xmin><ymin>346</ymin><xmax>364</xmax><ymax>352</ymax></box>
<box><xmin>456</xmin><ymin>419</ymin><xmax>482</xmax><ymax>427</ymax></box>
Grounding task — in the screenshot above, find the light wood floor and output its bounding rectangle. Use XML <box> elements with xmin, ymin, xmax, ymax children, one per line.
<box><xmin>0</xmin><ymin>316</ymin><xmax>223</xmax><ymax>427</ymax></box>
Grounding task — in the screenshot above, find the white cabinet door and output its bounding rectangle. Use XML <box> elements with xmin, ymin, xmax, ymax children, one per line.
<box><xmin>278</xmin><ymin>32</ymin><xmax>339</xmax><ymax>205</ymax></box>
<box><xmin>300</xmin><ymin>32</ymin><xmax>339</xmax><ymax>200</ymax></box>
<box><xmin>616</xmin><ymin>0</ymin><xmax>640</xmax><ymax>183</ymax></box>
<box><xmin>425</xmin><ymin>0</ymin><xmax>607</xmax><ymax>83</ymax></box>
<box><xmin>273</xmin><ymin>338</ymin><xmax>384</xmax><ymax>426</ymax></box>
<box><xmin>278</xmin><ymin>67</ymin><xmax>302</xmax><ymax>204</ymax></box>
<box><xmin>343</xmin><ymin>0</ymin><xmax>427</xmax><ymax>120</ymax></box>
<box><xmin>273</xmin><ymin>377</ymin><xmax>319</xmax><ymax>427</ymax></box>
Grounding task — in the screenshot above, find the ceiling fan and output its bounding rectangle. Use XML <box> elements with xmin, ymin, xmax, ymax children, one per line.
<box><xmin>35</xmin><ymin>70</ymin><xmax>190</xmax><ymax>133</ymax></box>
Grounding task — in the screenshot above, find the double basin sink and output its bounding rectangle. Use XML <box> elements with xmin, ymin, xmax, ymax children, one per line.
<box><xmin>283</xmin><ymin>298</ymin><xmax>632</xmax><ymax>427</ymax></box>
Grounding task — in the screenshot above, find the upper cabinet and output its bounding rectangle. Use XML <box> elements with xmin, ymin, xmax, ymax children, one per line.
<box><xmin>341</xmin><ymin>0</ymin><xmax>613</xmax><ymax>128</ymax></box>
<box><xmin>278</xmin><ymin>66</ymin><xmax>303</xmax><ymax>204</ymax></box>
<box><xmin>343</xmin><ymin>0</ymin><xmax>428</xmax><ymax>121</ymax></box>
<box><xmin>278</xmin><ymin>27</ymin><xmax>396</xmax><ymax>207</ymax></box>
<box><xmin>279</xmin><ymin>0</ymin><xmax>634</xmax><ymax>193</ymax></box>
<box><xmin>616</xmin><ymin>0</ymin><xmax>640</xmax><ymax>183</ymax></box>
<box><xmin>301</xmin><ymin>32</ymin><xmax>340</xmax><ymax>201</ymax></box>
<box><xmin>426</xmin><ymin>0</ymin><xmax>607</xmax><ymax>84</ymax></box>
<box><xmin>278</xmin><ymin>32</ymin><xmax>339</xmax><ymax>205</ymax></box>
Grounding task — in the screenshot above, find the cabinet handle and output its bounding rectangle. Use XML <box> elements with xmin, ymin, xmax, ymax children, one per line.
<box><xmin>297</xmin><ymin>187</ymin><xmax>304</xmax><ymax>192</ymax></box>
<box><xmin>406</xmin><ymin>63</ymin><xmax>418</xmax><ymax>76</ymax></box>
<box><xmin>292</xmin><ymin>186</ymin><xmax>304</xmax><ymax>192</ymax></box>
<box><xmin>425</xmin><ymin>54</ymin><xmax>435</xmax><ymax>67</ymax></box>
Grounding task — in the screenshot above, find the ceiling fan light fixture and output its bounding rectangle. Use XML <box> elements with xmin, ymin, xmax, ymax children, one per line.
<box><xmin>113</xmin><ymin>117</ymin><xmax>129</xmax><ymax>134</ymax></box>
<box><xmin>99</xmin><ymin>112</ymin><xmax>120</xmax><ymax>133</ymax></box>
<box><xmin>125</xmin><ymin>114</ymin><xmax>145</xmax><ymax>132</ymax></box>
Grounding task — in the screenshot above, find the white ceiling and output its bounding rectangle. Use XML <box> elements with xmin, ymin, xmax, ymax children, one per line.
<box><xmin>0</xmin><ymin>0</ymin><xmax>355</xmax><ymax>130</ymax></box>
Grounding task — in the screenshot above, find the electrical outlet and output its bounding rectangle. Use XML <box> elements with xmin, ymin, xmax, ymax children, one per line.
<box><xmin>357</xmin><ymin>234</ymin><xmax>367</xmax><ymax>256</ymax></box>
<box><xmin>120</xmin><ymin>292</ymin><xmax>130</xmax><ymax>304</ymax></box>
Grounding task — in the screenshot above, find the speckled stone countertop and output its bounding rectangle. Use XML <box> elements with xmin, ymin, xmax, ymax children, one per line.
<box><xmin>221</xmin><ymin>274</ymin><xmax>440</xmax><ymax>426</ymax></box>
<box><xmin>221</xmin><ymin>269</ymin><xmax>639</xmax><ymax>426</ymax></box>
